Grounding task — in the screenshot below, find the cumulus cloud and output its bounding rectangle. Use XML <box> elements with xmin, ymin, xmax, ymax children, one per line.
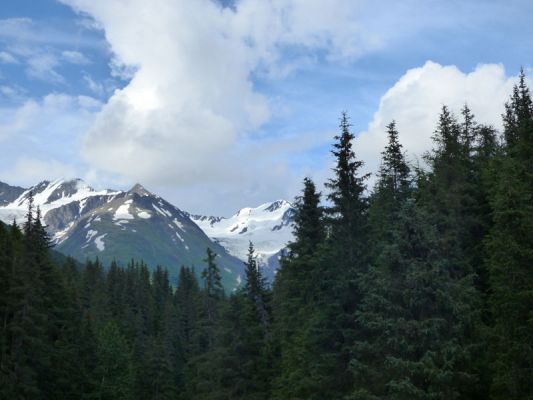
<box><xmin>0</xmin><ymin>93</ymin><xmax>102</xmax><ymax>187</ymax></box>
<box><xmin>0</xmin><ymin>157</ymin><xmax>79</xmax><ymax>187</ymax></box>
<box><xmin>0</xmin><ymin>93</ymin><xmax>101</xmax><ymax>141</ymax></box>
<box><xmin>0</xmin><ymin>0</ymin><xmax>512</xmax><ymax>216</ymax></box>
<box><xmin>356</xmin><ymin>61</ymin><xmax>520</xmax><ymax>179</ymax></box>
<box><xmin>22</xmin><ymin>0</ymin><xmax>519</xmax><ymax>215</ymax></box>
<box><xmin>59</xmin><ymin>0</ymin><xmax>376</xmax><ymax>189</ymax></box>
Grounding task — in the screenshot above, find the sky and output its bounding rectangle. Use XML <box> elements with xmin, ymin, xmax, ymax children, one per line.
<box><xmin>0</xmin><ymin>0</ymin><xmax>532</xmax><ymax>215</ymax></box>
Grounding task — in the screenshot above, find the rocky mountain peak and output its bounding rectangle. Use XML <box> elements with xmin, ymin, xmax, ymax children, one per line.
<box><xmin>129</xmin><ymin>183</ymin><xmax>152</xmax><ymax>197</ymax></box>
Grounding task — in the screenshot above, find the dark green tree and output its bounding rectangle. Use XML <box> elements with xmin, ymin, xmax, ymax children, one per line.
<box><xmin>94</xmin><ymin>321</ymin><xmax>135</xmax><ymax>400</ymax></box>
<box><xmin>486</xmin><ymin>69</ymin><xmax>533</xmax><ymax>399</ymax></box>
<box><xmin>325</xmin><ymin>112</ymin><xmax>370</xmax><ymax>265</ymax></box>
<box><xmin>199</xmin><ymin>248</ymin><xmax>224</xmax><ymax>349</ymax></box>
<box><xmin>244</xmin><ymin>242</ymin><xmax>269</xmax><ymax>329</ymax></box>
<box><xmin>272</xmin><ymin>177</ymin><xmax>325</xmax><ymax>399</ymax></box>
<box><xmin>368</xmin><ymin>120</ymin><xmax>411</xmax><ymax>247</ymax></box>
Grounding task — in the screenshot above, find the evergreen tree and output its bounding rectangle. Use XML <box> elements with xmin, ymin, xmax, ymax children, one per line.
<box><xmin>195</xmin><ymin>293</ymin><xmax>271</xmax><ymax>400</ymax></box>
<box><xmin>244</xmin><ymin>242</ymin><xmax>269</xmax><ymax>329</ymax></box>
<box><xmin>486</xmin><ymin>70</ymin><xmax>533</xmax><ymax>399</ymax></box>
<box><xmin>368</xmin><ymin>120</ymin><xmax>411</xmax><ymax>247</ymax></box>
<box><xmin>200</xmin><ymin>248</ymin><xmax>224</xmax><ymax>349</ymax></box>
<box><xmin>141</xmin><ymin>336</ymin><xmax>176</xmax><ymax>400</ymax></box>
<box><xmin>191</xmin><ymin>247</ymin><xmax>273</xmax><ymax>400</ymax></box>
<box><xmin>349</xmin><ymin>120</ymin><xmax>482</xmax><ymax>398</ymax></box>
<box><xmin>94</xmin><ymin>321</ymin><xmax>135</xmax><ymax>400</ymax></box>
<box><xmin>1</xmin><ymin>86</ymin><xmax>532</xmax><ymax>400</ymax></box>
<box><xmin>3</xmin><ymin>196</ymin><xmax>48</xmax><ymax>399</ymax></box>
<box><xmin>350</xmin><ymin>200</ymin><xmax>480</xmax><ymax>400</ymax></box>
<box><xmin>174</xmin><ymin>266</ymin><xmax>201</xmax><ymax>369</ymax></box>
<box><xmin>325</xmin><ymin>112</ymin><xmax>370</xmax><ymax>265</ymax></box>
<box><xmin>289</xmin><ymin>177</ymin><xmax>324</xmax><ymax>256</ymax></box>
<box><xmin>272</xmin><ymin>177</ymin><xmax>325</xmax><ymax>399</ymax></box>
<box><xmin>184</xmin><ymin>249</ymin><xmax>225</xmax><ymax>398</ymax></box>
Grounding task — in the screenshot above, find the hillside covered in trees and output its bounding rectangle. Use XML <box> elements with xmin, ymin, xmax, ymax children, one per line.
<box><xmin>0</xmin><ymin>72</ymin><xmax>532</xmax><ymax>399</ymax></box>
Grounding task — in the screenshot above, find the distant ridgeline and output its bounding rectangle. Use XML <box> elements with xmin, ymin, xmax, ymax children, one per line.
<box><xmin>1</xmin><ymin>72</ymin><xmax>532</xmax><ymax>399</ymax></box>
<box><xmin>0</xmin><ymin>178</ymin><xmax>296</xmax><ymax>290</ymax></box>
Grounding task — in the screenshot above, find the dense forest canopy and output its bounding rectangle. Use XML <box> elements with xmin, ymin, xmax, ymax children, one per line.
<box><xmin>0</xmin><ymin>71</ymin><xmax>532</xmax><ymax>399</ymax></box>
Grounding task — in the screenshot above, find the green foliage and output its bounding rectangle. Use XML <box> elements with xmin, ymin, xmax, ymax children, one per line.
<box><xmin>0</xmin><ymin>72</ymin><xmax>531</xmax><ymax>400</ymax></box>
<box><xmin>94</xmin><ymin>322</ymin><xmax>135</xmax><ymax>400</ymax></box>
<box><xmin>486</xmin><ymin>69</ymin><xmax>533</xmax><ymax>399</ymax></box>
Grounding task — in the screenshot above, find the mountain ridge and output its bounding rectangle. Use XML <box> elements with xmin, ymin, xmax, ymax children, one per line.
<box><xmin>0</xmin><ymin>178</ymin><xmax>294</xmax><ymax>286</ymax></box>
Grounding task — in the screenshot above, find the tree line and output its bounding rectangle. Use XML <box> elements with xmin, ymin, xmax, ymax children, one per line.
<box><xmin>0</xmin><ymin>71</ymin><xmax>531</xmax><ymax>399</ymax></box>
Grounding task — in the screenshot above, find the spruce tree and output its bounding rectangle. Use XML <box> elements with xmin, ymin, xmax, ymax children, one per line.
<box><xmin>323</xmin><ymin>112</ymin><xmax>369</xmax><ymax>397</ymax></box>
<box><xmin>368</xmin><ymin>120</ymin><xmax>411</xmax><ymax>247</ymax></box>
<box><xmin>290</xmin><ymin>177</ymin><xmax>324</xmax><ymax>256</ymax></box>
<box><xmin>174</xmin><ymin>266</ymin><xmax>201</xmax><ymax>366</ymax></box>
<box><xmin>272</xmin><ymin>177</ymin><xmax>325</xmax><ymax>399</ymax></box>
<box><xmin>486</xmin><ymin>70</ymin><xmax>533</xmax><ymax>399</ymax></box>
<box><xmin>244</xmin><ymin>242</ymin><xmax>269</xmax><ymax>329</ymax></box>
<box><xmin>94</xmin><ymin>321</ymin><xmax>135</xmax><ymax>400</ymax></box>
<box><xmin>141</xmin><ymin>337</ymin><xmax>176</xmax><ymax>400</ymax></box>
<box><xmin>200</xmin><ymin>248</ymin><xmax>224</xmax><ymax>349</ymax></box>
<box><xmin>4</xmin><ymin>196</ymin><xmax>48</xmax><ymax>399</ymax></box>
<box><xmin>325</xmin><ymin>112</ymin><xmax>369</xmax><ymax>266</ymax></box>
<box><xmin>184</xmin><ymin>249</ymin><xmax>225</xmax><ymax>398</ymax></box>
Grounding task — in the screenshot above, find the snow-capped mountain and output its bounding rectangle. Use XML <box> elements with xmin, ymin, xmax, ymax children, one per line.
<box><xmin>0</xmin><ymin>179</ymin><xmax>120</xmax><ymax>239</ymax></box>
<box><xmin>0</xmin><ymin>179</ymin><xmax>244</xmax><ymax>288</ymax></box>
<box><xmin>189</xmin><ymin>200</ymin><xmax>295</xmax><ymax>279</ymax></box>
<box><xmin>0</xmin><ymin>178</ymin><xmax>295</xmax><ymax>285</ymax></box>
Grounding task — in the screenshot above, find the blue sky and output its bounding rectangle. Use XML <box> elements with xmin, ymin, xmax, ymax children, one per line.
<box><xmin>0</xmin><ymin>0</ymin><xmax>531</xmax><ymax>214</ymax></box>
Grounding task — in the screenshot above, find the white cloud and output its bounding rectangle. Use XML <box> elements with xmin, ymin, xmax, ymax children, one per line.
<box><xmin>26</xmin><ymin>53</ymin><xmax>64</xmax><ymax>82</ymax></box>
<box><xmin>356</xmin><ymin>61</ymin><xmax>520</xmax><ymax>180</ymax></box>
<box><xmin>0</xmin><ymin>51</ymin><xmax>17</xmax><ymax>64</ymax></box>
<box><xmin>0</xmin><ymin>93</ymin><xmax>101</xmax><ymax>141</ymax></box>
<box><xmin>0</xmin><ymin>85</ymin><xmax>26</xmax><ymax>101</ymax></box>
<box><xmin>0</xmin><ymin>157</ymin><xmax>79</xmax><ymax>187</ymax></box>
<box><xmin>0</xmin><ymin>17</ymin><xmax>102</xmax><ymax>48</ymax></box>
<box><xmin>0</xmin><ymin>92</ymin><xmax>102</xmax><ymax>188</ymax></box>
<box><xmin>61</xmin><ymin>50</ymin><xmax>91</xmax><ymax>65</ymax></box>
<box><xmin>0</xmin><ymin>1</ymin><xmax>516</xmax><ymax>215</ymax></box>
<box><xmin>0</xmin><ymin>17</ymin><xmax>105</xmax><ymax>84</ymax></box>
<box><xmin>55</xmin><ymin>1</ymin><xmax>525</xmax><ymax>213</ymax></box>
<box><xmin>83</xmin><ymin>74</ymin><xmax>106</xmax><ymax>96</ymax></box>
<box><xmin>58</xmin><ymin>0</ymin><xmax>374</xmax><ymax>190</ymax></box>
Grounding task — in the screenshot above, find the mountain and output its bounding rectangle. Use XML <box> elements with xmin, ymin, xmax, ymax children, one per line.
<box><xmin>189</xmin><ymin>200</ymin><xmax>295</xmax><ymax>280</ymax></box>
<box><xmin>0</xmin><ymin>178</ymin><xmax>295</xmax><ymax>286</ymax></box>
<box><xmin>0</xmin><ymin>179</ymin><xmax>244</xmax><ymax>288</ymax></box>
<box><xmin>0</xmin><ymin>181</ymin><xmax>25</xmax><ymax>206</ymax></box>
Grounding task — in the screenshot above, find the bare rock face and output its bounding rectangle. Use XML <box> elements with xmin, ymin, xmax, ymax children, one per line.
<box><xmin>0</xmin><ymin>181</ymin><xmax>25</xmax><ymax>206</ymax></box>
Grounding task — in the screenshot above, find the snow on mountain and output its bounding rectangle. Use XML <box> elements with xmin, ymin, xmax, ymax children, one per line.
<box><xmin>0</xmin><ymin>179</ymin><xmax>119</xmax><ymax>238</ymax></box>
<box><xmin>0</xmin><ymin>178</ymin><xmax>294</xmax><ymax>285</ymax></box>
<box><xmin>0</xmin><ymin>178</ymin><xmax>245</xmax><ymax>288</ymax></box>
<box><xmin>189</xmin><ymin>200</ymin><xmax>295</xmax><ymax>276</ymax></box>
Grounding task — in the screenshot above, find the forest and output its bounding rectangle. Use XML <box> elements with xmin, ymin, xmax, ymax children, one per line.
<box><xmin>0</xmin><ymin>71</ymin><xmax>531</xmax><ymax>400</ymax></box>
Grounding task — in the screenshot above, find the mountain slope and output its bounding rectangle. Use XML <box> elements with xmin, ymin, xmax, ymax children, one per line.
<box><xmin>0</xmin><ymin>179</ymin><xmax>243</xmax><ymax>288</ymax></box>
<box><xmin>190</xmin><ymin>200</ymin><xmax>295</xmax><ymax>279</ymax></box>
<box><xmin>0</xmin><ymin>181</ymin><xmax>26</xmax><ymax>206</ymax></box>
<box><xmin>0</xmin><ymin>178</ymin><xmax>118</xmax><ymax>231</ymax></box>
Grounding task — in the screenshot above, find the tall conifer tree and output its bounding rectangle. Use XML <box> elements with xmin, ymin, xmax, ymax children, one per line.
<box><xmin>486</xmin><ymin>70</ymin><xmax>533</xmax><ymax>399</ymax></box>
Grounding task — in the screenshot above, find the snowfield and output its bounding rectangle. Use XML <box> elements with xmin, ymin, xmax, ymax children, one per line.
<box><xmin>191</xmin><ymin>200</ymin><xmax>294</xmax><ymax>265</ymax></box>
